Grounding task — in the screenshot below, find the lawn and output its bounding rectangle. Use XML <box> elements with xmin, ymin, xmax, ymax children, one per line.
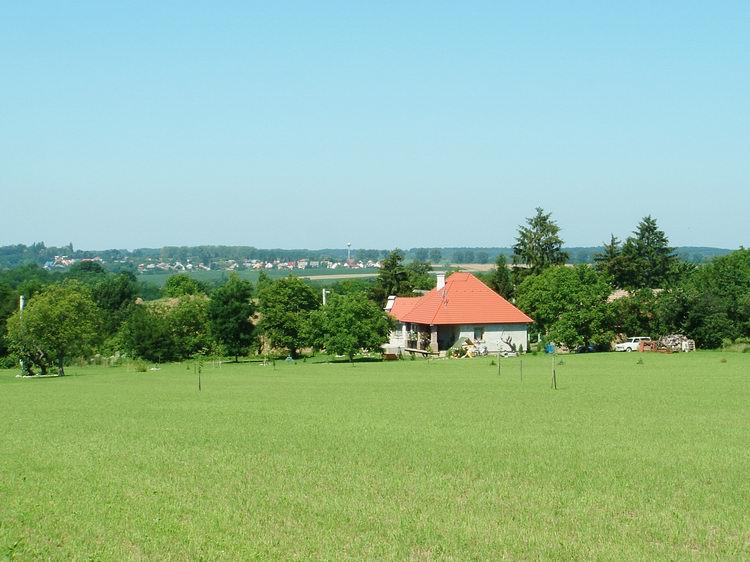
<box><xmin>1</xmin><ymin>353</ymin><xmax>748</xmax><ymax>560</ymax></box>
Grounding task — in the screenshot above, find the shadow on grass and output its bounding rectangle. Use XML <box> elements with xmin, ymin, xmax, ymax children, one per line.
<box><xmin>328</xmin><ymin>357</ymin><xmax>385</xmax><ymax>364</ymax></box>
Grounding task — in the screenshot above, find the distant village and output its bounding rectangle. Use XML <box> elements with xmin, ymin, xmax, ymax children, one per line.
<box><xmin>44</xmin><ymin>255</ymin><xmax>382</xmax><ymax>273</ymax></box>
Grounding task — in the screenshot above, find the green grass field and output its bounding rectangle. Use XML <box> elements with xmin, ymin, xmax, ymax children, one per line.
<box><xmin>1</xmin><ymin>353</ymin><xmax>748</xmax><ymax>560</ymax></box>
<box><xmin>139</xmin><ymin>268</ymin><xmax>379</xmax><ymax>287</ymax></box>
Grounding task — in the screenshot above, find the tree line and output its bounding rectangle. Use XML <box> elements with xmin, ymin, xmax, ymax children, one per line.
<box><xmin>0</xmin><ymin>261</ymin><xmax>403</xmax><ymax>374</ymax></box>
<box><xmin>477</xmin><ymin>209</ymin><xmax>750</xmax><ymax>350</ymax></box>
<box><xmin>2</xmin><ymin>208</ymin><xmax>749</xmax><ymax>373</ymax></box>
<box><xmin>0</xmin><ymin>241</ymin><xmax>729</xmax><ymax>270</ymax></box>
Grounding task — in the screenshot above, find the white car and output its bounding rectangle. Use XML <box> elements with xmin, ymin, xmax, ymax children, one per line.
<box><xmin>615</xmin><ymin>337</ymin><xmax>651</xmax><ymax>352</ymax></box>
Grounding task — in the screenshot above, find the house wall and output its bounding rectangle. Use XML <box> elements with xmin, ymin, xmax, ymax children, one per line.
<box><xmin>388</xmin><ymin>322</ymin><xmax>408</xmax><ymax>349</ymax></box>
<box><xmin>456</xmin><ymin>323</ymin><xmax>528</xmax><ymax>352</ymax></box>
<box><xmin>388</xmin><ymin>322</ymin><xmax>529</xmax><ymax>353</ymax></box>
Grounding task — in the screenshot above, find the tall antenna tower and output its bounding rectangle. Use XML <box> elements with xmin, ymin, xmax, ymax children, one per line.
<box><xmin>347</xmin><ymin>242</ymin><xmax>352</xmax><ymax>263</ymax></box>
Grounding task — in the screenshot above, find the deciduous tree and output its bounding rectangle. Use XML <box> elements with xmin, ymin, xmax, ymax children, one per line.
<box><xmin>208</xmin><ymin>274</ymin><xmax>255</xmax><ymax>361</ymax></box>
<box><xmin>258</xmin><ymin>276</ymin><xmax>319</xmax><ymax>357</ymax></box>
<box><xmin>163</xmin><ymin>274</ymin><xmax>208</xmax><ymax>297</ymax></box>
<box><xmin>308</xmin><ymin>293</ymin><xmax>394</xmax><ymax>361</ymax></box>
<box><xmin>516</xmin><ymin>266</ymin><xmax>612</xmax><ymax>348</ymax></box>
<box><xmin>6</xmin><ymin>281</ymin><xmax>102</xmax><ymax>375</ymax></box>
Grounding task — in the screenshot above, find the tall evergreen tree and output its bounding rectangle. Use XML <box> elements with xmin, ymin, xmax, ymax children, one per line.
<box><xmin>620</xmin><ymin>216</ymin><xmax>678</xmax><ymax>289</ymax></box>
<box><xmin>512</xmin><ymin>208</ymin><xmax>568</xmax><ymax>275</ymax></box>
<box><xmin>370</xmin><ymin>249</ymin><xmax>413</xmax><ymax>306</ymax></box>
<box><xmin>594</xmin><ymin>234</ymin><xmax>629</xmax><ymax>287</ymax></box>
<box><xmin>485</xmin><ymin>254</ymin><xmax>514</xmax><ymax>300</ymax></box>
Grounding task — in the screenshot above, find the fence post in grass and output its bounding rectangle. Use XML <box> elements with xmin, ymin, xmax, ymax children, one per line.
<box><xmin>551</xmin><ymin>354</ymin><xmax>557</xmax><ymax>390</ymax></box>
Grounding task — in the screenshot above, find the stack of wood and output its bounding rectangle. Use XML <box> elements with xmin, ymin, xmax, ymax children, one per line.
<box><xmin>657</xmin><ymin>334</ymin><xmax>696</xmax><ymax>353</ymax></box>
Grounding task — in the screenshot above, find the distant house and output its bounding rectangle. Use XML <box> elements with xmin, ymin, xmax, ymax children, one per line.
<box><xmin>386</xmin><ymin>272</ymin><xmax>533</xmax><ymax>353</ymax></box>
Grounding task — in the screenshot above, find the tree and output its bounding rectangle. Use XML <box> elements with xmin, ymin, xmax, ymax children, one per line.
<box><xmin>68</xmin><ymin>260</ymin><xmax>107</xmax><ymax>280</ymax></box>
<box><xmin>476</xmin><ymin>251</ymin><xmax>489</xmax><ymax>264</ymax></box>
<box><xmin>660</xmin><ymin>248</ymin><xmax>750</xmax><ymax>347</ymax></box>
<box><xmin>484</xmin><ymin>254</ymin><xmax>514</xmax><ymax>300</ymax></box>
<box><xmin>594</xmin><ymin>235</ymin><xmax>629</xmax><ymax>288</ymax></box>
<box><xmin>370</xmin><ymin>249</ymin><xmax>413</xmax><ymax>306</ymax></box>
<box><xmin>405</xmin><ymin>260</ymin><xmax>434</xmax><ymax>291</ymax></box>
<box><xmin>92</xmin><ymin>272</ymin><xmax>139</xmax><ymax>335</ymax></box>
<box><xmin>208</xmin><ymin>274</ymin><xmax>255</xmax><ymax>361</ymax></box>
<box><xmin>608</xmin><ymin>289</ymin><xmax>663</xmax><ymax>337</ymax></box>
<box><xmin>163</xmin><ymin>274</ymin><xmax>208</xmax><ymax>297</ymax></box>
<box><xmin>258</xmin><ymin>276</ymin><xmax>319</xmax><ymax>357</ymax></box>
<box><xmin>413</xmin><ymin>248</ymin><xmax>429</xmax><ymax>261</ymax></box>
<box><xmin>120</xmin><ymin>296</ymin><xmax>214</xmax><ymax>362</ymax></box>
<box><xmin>119</xmin><ymin>305</ymin><xmax>175</xmax><ymax>363</ymax></box>
<box><xmin>516</xmin><ymin>266</ymin><xmax>613</xmax><ymax>348</ymax></box>
<box><xmin>619</xmin><ymin>216</ymin><xmax>678</xmax><ymax>289</ymax></box>
<box><xmin>307</xmin><ymin>293</ymin><xmax>394</xmax><ymax>361</ymax></box>
<box><xmin>429</xmin><ymin>248</ymin><xmax>442</xmax><ymax>263</ymax></box>
<box><xmin>512</xmin><ymin>208</ymin><xmax>568</xmax><ymax>275</ymax></box>
<box><xmin>6</xmin><ymin>281</ymin><xmax>102</xmax><ymax>375</ymax></box>
<box><xmin>0</xmin><ymin>282</ymin><xmax>17</xmax><ymax>360</ymax></box>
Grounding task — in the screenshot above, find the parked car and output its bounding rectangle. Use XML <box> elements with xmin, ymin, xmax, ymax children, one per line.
<box><xmin>615</xmin><ymin>336</ymin><xmax>651</xmax><ymax>352</ymax></box>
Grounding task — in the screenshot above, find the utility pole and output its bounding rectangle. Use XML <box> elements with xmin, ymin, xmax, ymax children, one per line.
<box><xmin>322</xmin><ymin>288</ymin><xmax>330</xmax><ymax>306</ymax></box>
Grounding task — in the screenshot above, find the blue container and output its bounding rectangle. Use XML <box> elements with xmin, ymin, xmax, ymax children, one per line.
<box><xmin>545</xmin><ymin>343</ymin><xmax>555</xmax><ymax>354</ymax></box>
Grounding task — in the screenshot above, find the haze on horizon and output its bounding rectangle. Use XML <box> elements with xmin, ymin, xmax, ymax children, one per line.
<box><xmin>1</xmin><ymin>2</ymin><xmax>748</xmax><ymax>251</ymax></box>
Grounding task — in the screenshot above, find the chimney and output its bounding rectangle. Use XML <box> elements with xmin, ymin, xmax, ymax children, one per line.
<box><xmin>436</xmin><ymin>272</ymin><xmax>446</xmax><ymax>290</ymax></box>
<box><xmin>385</xmin><ymin>295</ymin><xmax>396</xmax><ymax>311</ymax></box>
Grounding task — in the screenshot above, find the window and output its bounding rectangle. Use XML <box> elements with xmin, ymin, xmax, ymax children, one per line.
<box><xmin>473</xmin><ymin>327</ymin><xmax>485</xmax><ymax>341</ymax></box>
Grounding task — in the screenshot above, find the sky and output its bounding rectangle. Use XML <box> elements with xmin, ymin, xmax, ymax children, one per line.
<box><xmin>1</xmin><ymin>1</ymin><xmax>748</xmax><ymax>250</ymax></box>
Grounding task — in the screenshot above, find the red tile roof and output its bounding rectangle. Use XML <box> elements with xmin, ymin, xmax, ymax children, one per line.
<box><xmin>388</xmin><ymin>296</ymin><xmax>421</xmax><ymax>319</ymax></box>
<box><xmin>389</xmin><ymin>272</ymin><xmax>533</xmax><ymax>325</ymax></box>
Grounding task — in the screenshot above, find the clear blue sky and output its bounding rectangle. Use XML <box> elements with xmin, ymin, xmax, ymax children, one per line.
<box><xmin>1</xmin><ymin>1</ymin><xmax>748</xmax><ymax>250</ymax></box>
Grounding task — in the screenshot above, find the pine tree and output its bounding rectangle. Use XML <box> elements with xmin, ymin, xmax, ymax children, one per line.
<box><xmin>620</xmin><ymin>216</ymin><xmax>678</xmax><ymax>289</ymax></box>
<box><xmin>512</xmin><ymin>208</ymin><xmax>568</xmax><ymax>275</ymax></box>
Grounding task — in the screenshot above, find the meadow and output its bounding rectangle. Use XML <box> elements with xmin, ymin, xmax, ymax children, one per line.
<box><xmin>1</xmin><ymin>352</ymin><xmax>748</xmax><ymax>560</ymax></box>
<box><xmin>139</xmin><ymin>268</ymin><xmax>379</xmax><ymax>287</ymax></box>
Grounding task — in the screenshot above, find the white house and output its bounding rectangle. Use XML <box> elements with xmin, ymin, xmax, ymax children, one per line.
<box><xmin>386</xmin><ymin>272</ymin><xmax>532</xmax><ymax>353</ymax></box>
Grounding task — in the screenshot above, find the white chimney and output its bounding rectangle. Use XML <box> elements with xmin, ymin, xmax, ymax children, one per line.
<box><xmin>436</xmin><ymin>272</ymin><xmax>446</xmax><ymax>290</ymax></box>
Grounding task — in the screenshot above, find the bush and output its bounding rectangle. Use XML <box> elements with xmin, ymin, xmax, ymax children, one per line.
<box><xmin>721</xmin><ymin>337</ymin><xmax>750</xmax><ymax>353</ymax></box>
<box><xmin>0</xmin><ymin>355</ymin><xmax>17</xmax><ymax>369</ymax></box>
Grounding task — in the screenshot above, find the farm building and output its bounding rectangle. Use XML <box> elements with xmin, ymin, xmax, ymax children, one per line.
<box><xmin>385</xmin><ymin>272</ymin><xmax>533</xmax><ymax>354</ymax></box>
